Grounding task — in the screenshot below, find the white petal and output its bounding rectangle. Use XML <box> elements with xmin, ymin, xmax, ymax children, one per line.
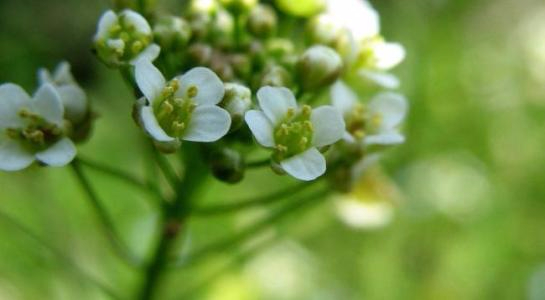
<box><xmin>325</xmin><ymin>0</ymin><xmax>380</xmax><ymax>40</ymax></box>
<box><xmin>374</xmin><ymin>42</ymin><xmax>406</xmax><ymax>70</ymax></box>
<box><xmin>52</xmin><ymin>61</ymin><xmax>75</xmax><ymax>84</ymax></box>
<box><xmin>183</xmin><ymin>106</ymin><xmax>231</xmax><ymax>142</ymax></box>
<box><xmin>135</xmin><ymin>60</ymin><xmax>166</xmax><ymax>103</ymax></box>
<box><xmin>0</xmin><ymin>139</ymin><xmax>34</xmax><ymax>171</ymax></box>
<box><xmin>33</xmin><ymin>84</ymin><xmax>64</xmax><ymax>126</ymax></box>
<box><xmin>257</xmin><ymin>86</ymin><xmax>297</xmax><ymax>125</ymax></box>
<box><xmin>245</xmin><ymin>110</ymin><xmax>275</xmax><ymax>147</ymax></box>
<box><xmin>311</xmin><ymin>105</ymin><xmax>345</xmax><ymax>147</ymax></box>
<box><xmin>130</xmin><ymin>44</ymin><xmax>161</xmax><ymax>65</ymax></box>
<box><xmin>177</xmin><ymin>67</ymin><xmax>225</xmax><ymax>105</ymax></box>
<box><xmin>280</xmin><ymin>147</ymin><xmax>326</xmax><ymax>181</ymax></box>
<box><xmin>368</xmin><ymin>92</ymin><xmax>408</xmax><ymax>129</ymax></box>
<box><xmin>57</xmin><ymin>85</ymin><xmax>87</xmax><ymax>123</ymax></box>
<box><xmin>330</xmin><ymin>80</ymin><xmax>357</xmax><ymax>115</ymax></box>
<box><xmin>0</xmin><ymin>83</ymin><xmax>31</xmax><ymax>129</ymax></box>
<box><xmin>37</xmin><ymin>68</ymin><xmax>53</xmax><ymax>85</ymax></box>
<box><xmin>139</xmin><ymin>106</ymin><xmax>175</xmax><ymax>142</ymax></box>
<box><xmin>121</xmin><ymin>9</ymin><xmax>151</xmax><ymax>35</ymax></box>
<box><xmin>364</xmin><ymin>131</ymin><xmax>405</xmax><ymax>146</ymax></box>
<box><xmin>35</xmin><ymin>137</ymin><xmax>76</xmax><ymax>167</ymax></box>
<box><xmin>95</xmin><ymin>10</ymin><xmax>118</xmax><ymax>40</ymax></box>
<box><xmin>342</xmin><ymin>131</ymin><xmax>356</xmax><ymax>143</ymax></box>
<box><xmin>358</xmin><ymin>70</ymin><xmax>400</xmax><ymax>89</ymax></box>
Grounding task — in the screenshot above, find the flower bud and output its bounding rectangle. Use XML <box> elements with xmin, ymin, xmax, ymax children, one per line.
<box><xmin>188</xmin><ymin>43</ymin><xmax>213</xmax><ymax>65</ymax></box>
<box><xmin>307</xmin><ymin>14</ymin><xmax>341</xmax><ymax>46</ymax></box>
<box><xmin>230</xmin><ymin>53</ymin><xmax>252</xmax><ymax>79</ymax></box>
<box><xmin>220</xmin><ymin>83</ymin><xmax>252</xmax><ymax>130</ymax></box>
<box><xmin>248</xmin><ymin>4</ymin><xmax>277</xmax><ymax>38</ymax></box>
<box><xmin>275</xmin><ymin>0</ymin><xmax>324</xmax><ymax>17</ymax></box>
<box><xmin>219</xmin><ymin>0</ymin><xmax>257</xmax><ymax>15</ymax></box>
<box><xmin>258</xmin><ymin>64</ymin><xmax>291</xmax><ymax>88</ymax></box>
<box><xmin>210</xmin><ymin>9</ymin><xmax>235</xmax><ymax>46</ymax></box>
<box><xmin>189</xmin><ymin>0</ymin><xmax>219</xmax><ymax>15</ymax></box>
<box><xmin>209</xmin><ymin>147</ymin><xmax>245</xmax><ymax>183</ymax></box>
<box><xmin>153</xmin><ymin>16</ymin><xmax>192</xmax><ymax>51</ymax></box>
<box><xmin>296</xmin><ymin>45</ymin><xmax>343</xmax><ymax>91</ymax></box>
<box><xmin>265</xmin><ymin>38</ymin><xmax>296</xmax><ymax>66</ymax></box>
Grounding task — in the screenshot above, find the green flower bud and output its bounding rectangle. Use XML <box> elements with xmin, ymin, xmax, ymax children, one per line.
<box><xmin>307</xmin><ymin>14</ymin><xmax>341</xmax><ymax>46</ymax></box>
<box><xmin>219</xmin><ymin>0</ymin><xmax>257</xmax><ymax>15</ymax></box>
<box><xmin>248</xmin><ymin>4</ymin><xmax>277</xmax><ymax>38</ymax></box>
<box><xmin>209</xmin><ymin>147</ymin><xmax>245</xmax><ymax>184</ymax></box>
<box><xmin>220</xmin><ymin>83</ymin><xmax>252</xmax><ymax>130</ymax></box>
<box><xmin>188</xmin><ymin>43</ymin><xmax>213</xmax><ymax>65</ymax></box>
<box><xmin>189</xmin><ymin>0</ymin><xmax>219</xmax><ymax>15</ymax></box>
<box><xmin>297</xmin><ymin>45</ymin><xmax>343</xmax><ymax>91</ymax></box>
<box><xmin>230</xmin><ymin>53</ymin><xmax>252</xmax><ymax>79</ymax></box>
<box><xmin>210</xmin><ymin>54</ymin><xmax>235</xmax><ymax>81</ymax></box>
<box><xmin>275</xmin><ymin>0</ymin><xmax>324</xmax><ymax>17</ymax></box>
<box><xmin>258</xmin><ymin>64</ymin><xmax>291</xmax><ymax>88</ymax></box>
<box><xmin>153</xmin><ymin>16</ymin><xmax>192</xmax><ymax>51</ymax></box>
<box><xmin>211</xmin><ymin>9</ymin><xmax>235</xmax><ymax>46</ymax></box>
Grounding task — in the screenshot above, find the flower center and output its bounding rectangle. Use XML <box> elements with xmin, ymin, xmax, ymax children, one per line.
<box><xmin>273</xmin><ymin>105</ymin><xmax>314</xmax><ymax>161</ymax></box>
<box><xmin>5</xmin><ymin>109</ymin><xmax>63</xmax><ymax>151</ymax></box>
<box><xmin>153</xmin><ymin>80</ymin><xmax>197</xmax><ymax>138</ymax></box>
<box><xmin>98</xmin><ymin>15</ymin><xmax>151</xmax><ymax>62</ymax></box>
<box><xmin>345</xmin><ymin>103</ymin><xmax>383</xmax><ymax>140</ymax></box>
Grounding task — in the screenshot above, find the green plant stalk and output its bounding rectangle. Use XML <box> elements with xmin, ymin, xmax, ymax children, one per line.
<box><xmin>71</xmin><ymin>159</ymin><xmax>142</xmax><ymax>268</ymax></box>
<box><xmin>137</xmin><ymin>144</ymin><xmax>208</xmax><ymax>300</ymax></box>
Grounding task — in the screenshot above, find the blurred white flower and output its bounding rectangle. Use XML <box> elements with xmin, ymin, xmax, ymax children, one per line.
<box><xmin>38</xmin><ymin>62</ymin><xmax>88</xmax><ymax>124</ymax></box>
<box><xmin>334</xmin><ymin>167</ymin><xmax>400</xmax><ymax>230</ymax></box>
<box><xmin>0</xmin><ymin>83</ymin><xmax>76</xmax><ymax>171</ymax></box>
<box><xmin>134</xmin><ymin>60</ymin><xmax>230</xmax><ymax>148</ymax></box>
<box><xmin>245</xmin><ymin>86</ymin><xmax>345</xmax><ymax>181</ymax></box>
<box><xmin>94</xmin><ymin>10</ymin><xmax>160</xmax><ymax>67</ymax></box>
<box><xmin>331</xmin><ymin>80</ymin><xmax>408</xmax><ymax>147</ymax></box>
<box><xmin>324</xmin><ymin>0</ymin><xmax>380</xmax><ymax>41</ymax></box>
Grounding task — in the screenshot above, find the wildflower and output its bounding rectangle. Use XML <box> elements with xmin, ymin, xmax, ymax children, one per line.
<box><xmin>0</xmin><ymin>83</ymin><xmax>76</xmax><ymax>171</ymax></box>
<box><xmin>134</xmin><ymin>60</ymin><xmax>231</xmax><ymax>150</ymax></box>
<box><xmin>94</xmin><ymin>10</ymin><xmax>160</xmax><ymax>67</ymax></box>
<box><xmin>38</xmin><ymin>62</ymin><xmax>88</xmax><ymax>125</ymax></box>
<box><xmin>245</xmin><ymin>86</ymin><xmax>345</xmax><ymax>181</ymax></box>
<box><xmin>331</xmin><ymin>81</ymin><xmax>407</xmax><ymax>146</ymax></box>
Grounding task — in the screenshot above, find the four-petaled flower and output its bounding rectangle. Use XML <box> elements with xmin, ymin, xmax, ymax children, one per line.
<box><xmin>331</xmin><ymin>81</ymin><xmax>408</xmax><ymax>146</ymax></box>
<box><xmin>38</xmin><ymin>62</ymin><xmax>88</xmax><ymax>124</ymax></box>
<box><xmin>135</xmin><ymin>60</ymin><xmax>231</xmax><ymax>149</ymax></box>
<box><xmin>0</xmin><ymin>83</ymin><xmax>76</xmax><ymax>171</ymax></box>
<box><xmin>94</xmin><ymin>10</ymin><xmax>160</xmax><ymax>67</ymax></box>
<box><xmin>245</xmin><ymin>86</ymin><xmax>345</xmax><ymax>181</ymax></box>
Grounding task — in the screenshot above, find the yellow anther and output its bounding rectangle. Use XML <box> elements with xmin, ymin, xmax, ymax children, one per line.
<box><xmin>371</xmin><ymin>113</ymin><xmax>383</xmax><ymax>128</ymax></box>
<box><xmin>5</xmin><ymin>128</ymin><xmax>19</xmax><ymax>139</ymax></box>
<box><xmin>171</xmin><ymin>121</ymin><xmax>186</xmax><ymax>133</ymax></box>
<box><xmin>25</xmin><ymin>130</ymin><xmax>45</xmax><ymax>145</ymax></box>
<box><xmin>303</xmin><ymin>120</ymin><xmax>313</xmax><ymax>131</ymax></box>
<box><xmin>120</xmin><ymin>32</ymin><xmax>130</xmax><ymax>42</ymax></box>
<box><xmin>187</xmin><ymin>86</ymin><xmax>198</xmax><ymax>98</ymax></box>
<box><xmin>354</xmin><ymin>130</ymin><xmax>365</xmax><ymax>139</ymax></box>
<box><xmin>276</xmin><ymin>144</ymin><xmax>288</xmax><ymax>153</ymax></box>
<box><xmin>301</xmin><ymin>105</ymin><xmax>312</xmax><ymax>116</ymax></box>
<box><xmin>109</xmin><ymin>24</ymin><xmax>122</xmax><ymax>35</ymax></box>
<box><xmin>299</xmin><ymin>137</ymin><xmax>308</xmax><ymax>149</ymax></box>
<box><xmin>131</xmin><ymin>41</ymin><xmax>143</xmax><ymax>54</ymax></box>
<box><xmin>286</xmin><ymin>108</ymin><xmax>295</xmax><ymax>118</ymax></box>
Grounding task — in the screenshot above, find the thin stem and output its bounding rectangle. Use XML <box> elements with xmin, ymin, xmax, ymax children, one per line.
<box><xmin>0</xmin><ymin>210</ymin><xmax>123</xmax><ymax>300</ymax></box>
<box><xmin>233</xmin><ymin>13</ymin><xmax>242</xmax><ymax>50</ymax></box>
<box><xmin>71</xmin><ymin>160</ymin><xmax>141</xmax><ymax>268</ymax></box>
<box><xmin>246</xmin><ymin>157</ymin><xmax>271</xmax><ymax>168</ymax></box>
<box><xmin>151</xmin><ymin>150</ymin><xmax>180</xmax><ymax>193</ymax></box>
<box><xmin>172</xmin><ymin>187</ymin><xmax>330</xmax><ymax>268</ymax></box>
<box><xmin>192</xmin><ymin>182</ymin><xmax>314</xmax><ymax>216</ymax></box>
<box><xmin>78</xmin><ymin>156</ymin><xmax>163</xmax><ymax>203</ymax></box>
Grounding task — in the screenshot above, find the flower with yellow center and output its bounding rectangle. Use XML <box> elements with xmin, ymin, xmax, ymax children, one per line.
<box><xmin>245</xmin><ymin>86</ymin><xmax>345</xmax><ymax>181</ymax></box>
<box><xmin>134</xmin><ymin>60</ymin><xmax>231</xmax><ymax>149</ymax></box>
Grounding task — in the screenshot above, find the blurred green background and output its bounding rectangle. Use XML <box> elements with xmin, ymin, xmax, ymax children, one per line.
<box><xmin>1</xmin><ymin>0</ymin><xmax>545</xmax><ymax>299</ymax></box>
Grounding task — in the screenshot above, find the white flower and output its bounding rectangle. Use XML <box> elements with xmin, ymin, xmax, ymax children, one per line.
<box><xmin>0</xmin><ymin>83</ymin><xmax>76</xmax><ymax>171</ymax></box>
<box><xmin>134</xmin><ymin>60</ymin><xmax>231</xmax><ymax>147</ymax></box>
<box><xmin>94</xmin><ymin>10</ymin><xmax>160</xmax><ymax>67</ymax></box>
<box><xmin>324</xmin><ymin>0</ymin><xmax>380</xmax><ymax>41</ymax></box>
<box><xmin>245</xmin><ymin>86</ymin><xmax>345</xmax><ymax>181</ymax></box>
<box><xmin>38</xmin><ymin>62</ymin><xmax>87</xmax><ymax>124</ymax></box>
<box><xmin>331</xmin><ymin>80</ymin><xmax>407</xmax><ymax>146</ymax></box>
<box><xmin>356</xmin><ymin>37</ymin><xmax>406</xmax><ymax>89</ymax></box>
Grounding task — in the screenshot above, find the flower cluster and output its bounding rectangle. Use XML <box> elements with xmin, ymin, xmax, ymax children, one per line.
<box><xmin>1</xmin><ymin>0</ymin><xmax>408</xmax><ymax>186</ymax></box>
<box><xmin>0</xmin><ymin>63</ymin><xmax>89</xmax><ymax>171</ymax></box>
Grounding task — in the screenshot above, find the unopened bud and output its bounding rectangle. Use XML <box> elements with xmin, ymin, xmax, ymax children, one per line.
<box><xmin>221</xmin><ymin>83</ymin><xmax>252</xmax><ymax>130</ymax></box>
<box><xmin>258</xmin><ymin>64</ymin><xmax>291</xmax><ymax>88</ymax></box>
<box><xmin>297</xmin><ymin>45</ymin><xmax>343</xmax><ymax>91</ymax></box>
<box><xmin>248</xmin><ymin>4</ymin><xmax>277</xmax><ymax>38</ymax></box>
<box><xmin>209</xmin><ymin>147</ymin><xmax>245</xmax><ymax>184</ymax></box>
<box><xmin>188</xmin><ymin>43</ymin><xmax>213</xmax><ymax>65</ymax></box>
<box><xmin>153</xmin><ymin>16</ymin><xmax>192</xmax><ymax>51</ymax></box>
<box><xmin>219</xmin><ymin>0</ymin><xmax>257</xmax><ymax>15</ymax></box>
<box><xmin>307</xmin><ymin>14</ymin><xmax>341</xmax><ymax>46</ymax></box>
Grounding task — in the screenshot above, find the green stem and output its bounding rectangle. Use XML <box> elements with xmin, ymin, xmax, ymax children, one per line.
<box><xmin>78</xmin><ymin>156</ymin><xmax>163</xmax><ymax>203</ymax></box>
<box><xmin>0</xmin><ymin>210</ymin><xmax>123</xmax><ymax>300</ymax></box>
<box><xmin>172</xmin><ymin>187</ymin><xmax>330</xmax><ymax>268</ymax></box>
<box><xmin>71</xmin><ymin>160</ymin><xmax>141</xmax><ymax>268</ymax></box>
<box><xmin>151</xmin><ymin>150</ymin><xmax>180</xmax><ymax>193</ymax></box>
<box><xmin>246</xmin><ymin>157</ymin><xmax>271</xmax><ymax>168</ymax></box>
<box><xmin>137</xmin><ymin>145</ymin><xmax>208</xmax><ymax>300</ymax></box>
<box><xmin>233</xmin><ymin>13</ymin><xmax>242</xmax><ymax>50</ymax></box>
<box><xmin>192</xmin><ymin>182</ymin><xmax>314</xmax><ymax>216</ymax></box>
